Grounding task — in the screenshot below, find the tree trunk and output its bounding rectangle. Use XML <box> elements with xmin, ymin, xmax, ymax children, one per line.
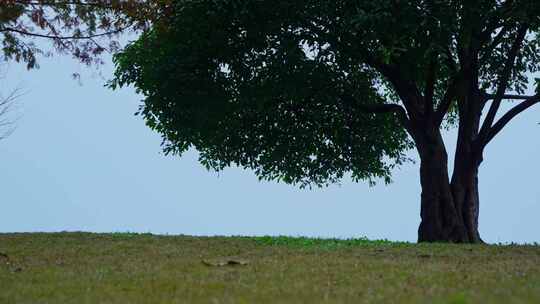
<box><xmin>451</xmin><ymin>171</ymin><xmax>482</xmax><ymax>243</ymax></box>
<box><xmin>415</xmin><ymin>129</ymin><xmax>482</xmax><ymax>243</ymax></box>
<box><xmin>451</xmin><ymin>150</ymin><xmax>483</xmax><ymax>243</ymax></box>
<box><xmin>448</xmin><ymin>87</ymin><xmax>484</xmax><ymax>243</ymax></box>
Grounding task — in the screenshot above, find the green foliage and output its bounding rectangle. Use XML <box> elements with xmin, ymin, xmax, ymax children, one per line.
<box><xmin>111</xmin><ymin>0</ymin><xmax>540</xmax><ymax>187</ymax></box>
<box><xmin>111</xmin><ymin>0</ymin><xmax>414</xmax><ymax>187</ymax></box>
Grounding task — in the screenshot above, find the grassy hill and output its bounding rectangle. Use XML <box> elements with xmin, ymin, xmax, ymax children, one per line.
<box><xmin>1</xmin><ymin>233</ymin><xmax>539</xmax><ymax>303</ymax></box>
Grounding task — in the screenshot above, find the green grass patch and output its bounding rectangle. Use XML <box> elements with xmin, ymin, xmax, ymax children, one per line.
<box><xmin>251</xmin><ymin>235</ymin><xmax>404</xmax><ymax>248</ymax></box>
<box><xmin>1</xmin><ymin>232</ymin><xmax>539</xmax><ymax>303</ymax></box>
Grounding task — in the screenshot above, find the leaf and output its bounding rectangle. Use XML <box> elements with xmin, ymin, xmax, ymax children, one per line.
<box><xmin>0</xmin><ymin>252</ymin><xmax>9</xmax><ymax>264</ymax></box>
<box><xmin>201</xmin><ymin>258</ymin><xmax>249</xmax><ymax>267</ymax></box>
<box><xmin>11</xmin><ymin>266</ymin><xmax>23</xmax><ymax>273</ymax></box>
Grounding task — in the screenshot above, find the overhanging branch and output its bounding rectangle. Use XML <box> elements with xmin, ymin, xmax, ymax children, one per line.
<box><xmin>0</xmin><ymin>26</ymin><xmax>130</xmax><ymax>40</ymax></box>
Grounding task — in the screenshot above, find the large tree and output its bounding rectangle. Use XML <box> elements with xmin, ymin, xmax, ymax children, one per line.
<box><xmin>111</xmin><ymin>0</ymin><xmax>540</xmax><ymax>243</ymax></box>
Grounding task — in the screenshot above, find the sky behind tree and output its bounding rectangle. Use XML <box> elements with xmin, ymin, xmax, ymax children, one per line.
<box><xmin>0</xmin><ymin>54</ymin><xmax>538</xmax><ymax>243</ymax></box>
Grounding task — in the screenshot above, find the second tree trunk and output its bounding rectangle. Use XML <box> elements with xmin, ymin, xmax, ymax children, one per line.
<box><xmin>416</xmin><ymin>132</ymin><xmax>482</xmax><ymax>243</ymax></box>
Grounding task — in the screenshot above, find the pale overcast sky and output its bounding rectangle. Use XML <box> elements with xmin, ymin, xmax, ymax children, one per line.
<box><xmin>0</xmin><ymin>53</ymin><xmax>538</xmax><ymax>243</ymax></box>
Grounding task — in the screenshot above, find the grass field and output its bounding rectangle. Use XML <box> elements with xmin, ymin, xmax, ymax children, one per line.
<box><xmin>0</xmin><ymin>233</ymin><xmax>539</xmax><ymax>303</ymax></box>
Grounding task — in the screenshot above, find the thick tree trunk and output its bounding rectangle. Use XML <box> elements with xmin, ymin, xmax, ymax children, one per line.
<box><xmin>451</xmin><ymin>171</ymin><xmax>482</xmax><ymax>243</ymax></box>
<box><xmin>448</xmin><ymin>85</ymin><xmax>484</xmax><ymax>243</ymax></box>
<box><xmin>451</xmin><ymin>152</ymin><xmax>483</xmax><ymax>243</ymax></box>
<box><xmin>417</xmin><ymin>135</ymin><xmax>466</xmax><ymax>242</ymax></box>
<box><xmin>415</xmin><ymin>129</ymin><xmax>482</xmax><ymax>243</ymax></box>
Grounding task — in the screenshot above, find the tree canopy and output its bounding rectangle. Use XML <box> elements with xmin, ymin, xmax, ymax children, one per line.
<box><xmin>111</xmin><ymin>1</ymin><xmax>418</xmax><ymax>187</ymax></box>
<box><xmin>112</xmin><ymin>0</ymin><xmax>540</xmax><ymax>189</ymax></box>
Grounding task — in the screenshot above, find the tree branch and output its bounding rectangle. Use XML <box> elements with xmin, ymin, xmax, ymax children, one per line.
<box><xmin>483</xmin><ymin>93</ymin><xmax>537</xmax><ymax>100</ymax></box>
<box><xmin>0</xmin><ymin>26</ymin><xmax>130</xmax><ymax>40</ymax></box>
<box><xmin>352</xmin><ymin>47</ymin><xmax>423</xmax><ymax>121</ymax></box>
<box><xmin>0</xmin><ymin>88</ymin><xmax>23</xmax><ymax>141</ymax></box>
<box><xmin>424</xmin><ymin>54</ymin><xmax>437</xmax><ymax>117</ymax></box>
<box><xmin>340</xmin><ymin>94</ymin><xmax>412</xmax><ymax>134</ymax></box>
<box><xmin>479</xmin><ymin>0</ymin><xmax>515</xmax><ymax>44</ymax></box>
<box><xmin>309</xmin><ymin>21</ymin><xmax>423</xmax><ymax>122</ymax></box>
<box><xmin>478</xmin><ymin>24</ymin><xmax>528</xmax><ymax>139</ymax></box>
<box><xmin>480</xmin><ymin>24</ymin><xmax>511</xmax><ymax>63</ymax></box>
<box><xmin>443</xmin><ymin>46</ymin><xmax>458</xmax><ymax>74</ymax></box>
<box><xmin>434</xmin><ymin>72</ymin><xmax>463</xmax><ymax>126</ymax></box>
<box><xmin>483</xmin><ymin>94</ymin><xmax>540</xmax><ymax>145</ymax></box>
<box><xmin>12</xmin><ymin>1</ymin><xmax>146</xmax><ymax>10</ymax></box>
<box><xmin>14</xmin><ymin>1</ymin><xmax>114</xmax><ymax>7</ymax></box>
